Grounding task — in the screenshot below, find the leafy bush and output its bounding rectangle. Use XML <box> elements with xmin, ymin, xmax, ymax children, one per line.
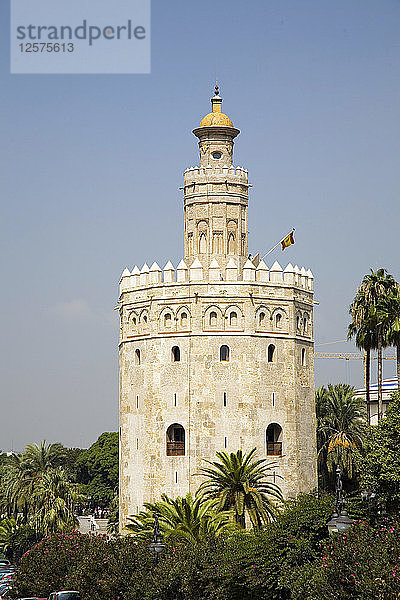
<box><xmin>12</xmin><ymin>494</ymin><xmax>333</xmax><ymax>600</ymax></box>
<box><xmin>288</xmin><ymin>521</ymin><xmax>400</xmax><ymax>600</ymax></box>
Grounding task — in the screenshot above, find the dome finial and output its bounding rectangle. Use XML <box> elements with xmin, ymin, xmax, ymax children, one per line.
<box><xmin>214</xmin><ymin>83</ymin><xmax>220</xmax><ymax>97</ymax></box>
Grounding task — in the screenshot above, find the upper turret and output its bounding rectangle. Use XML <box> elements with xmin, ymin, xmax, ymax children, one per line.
<box><xmin>192</xmin><ymin>85</ymin><xmax>240</xmax><ymax>169</ymax></box>
<box><xmin>184</xmin><ymin>86</ymin><xmax>248</xmax><ymax>269</ymax></box>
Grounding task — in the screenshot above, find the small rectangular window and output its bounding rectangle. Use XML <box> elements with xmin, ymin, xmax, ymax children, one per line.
<box><xmin>223</xmin><ymin>392</ymin><xmax>227</xmax><ymax>407</ymax></box>
<box><xmin>272</xmin><ymin>392</ymin><xmax>275</xmax><ymax>407</ymax></box>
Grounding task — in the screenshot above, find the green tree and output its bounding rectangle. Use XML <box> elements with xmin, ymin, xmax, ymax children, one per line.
<box><xmin>359</xmin><ymin>391</ymin><xmax>400</xmax><ymax>513</ymax></box>
<box><xmin>348</xmin><ymin>311</ymin><xmax>376</xmax><ymax>420</ymax></box>
<box><xmin>0</xmin><ymin>516</ymin><xmax>41</xmax><ymax>563</ymax></box>
<box><xmin>316</xmin><ymin>384</ymin><xmax>367</xmax><ymax>488</ymax></box>
<box><xmin>197</xmin><ymin>448</ymin><xmax>283</xmax><ymax>529</ymax></box>
<box><xmin>75</xmin><ymin>432</ymin><xmax>118</xmax><ymax>508</ymax></box>
<box><xmin>126</xmin><ymin>493</ymin><xmax>234</xmax><ymax>543</ymax></box>
<box><xmin>382</xmin><ymin>285</ymin><xmax>400</xmax><ymax>389</ymax></box>
<box><xmin>350</xmin><ymin>269</ymin><xmax>397</xmax><ymax>421</ymax></box>
<box><xmin>32</xmin><ymin>467</ymin><xmax>83</xmax><ymax>535</ymax></box>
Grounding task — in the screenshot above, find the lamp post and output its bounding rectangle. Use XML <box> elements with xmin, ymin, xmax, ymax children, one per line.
<box><xmin>149</xmin><ymin>514</ymin><xmax>165</xmax><ymax>566</ymax></box>
<box><xmin>327</xmin><ymin>466</ymin><xmax>354</xmax><ymax>535</ymax></box>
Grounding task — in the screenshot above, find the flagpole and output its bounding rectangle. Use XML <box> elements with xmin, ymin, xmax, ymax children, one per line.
<box><xmin>260</xmin><ymin>228</ymin><xmax>295</xmax><ymax>262</ymax></box>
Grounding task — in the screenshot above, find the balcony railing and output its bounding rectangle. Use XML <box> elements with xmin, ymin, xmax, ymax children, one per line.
<box><xmin>267</xmin><ymin>442</ymin><xmax>282</xmax><ymax>456</ymax></box>
<box><xmin>166</xmin><ymin>441</ymin><xmax>185</xmax><ymax>456</ymax></box>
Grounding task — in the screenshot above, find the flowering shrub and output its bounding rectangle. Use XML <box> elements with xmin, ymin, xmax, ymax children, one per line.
<box><xmin>22</xmin><ymin>495</ymin><xmax>400</xmax><ymax>600</ymax></box>
<box><xmin>288</xmin><ymin>521</ymin><xmax>400</xmax><ymax>599</ymax></box>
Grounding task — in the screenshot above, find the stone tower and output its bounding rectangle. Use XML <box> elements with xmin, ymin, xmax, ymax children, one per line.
<box><xmin>118</xmin><ymin>87</ymin><xmax>317</xmax><ymax>530</ymax></box>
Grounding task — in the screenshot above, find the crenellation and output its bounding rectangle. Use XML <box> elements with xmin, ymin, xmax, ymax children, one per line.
<box><xmin>163</xmin><ymin>261</ymin><xmax>175</xmax><ymax>283</ymax></box>
<box><xmin>149</xmin><ymin>262</ymin><xmax>162</xmax><ymax>284</ymax></box>
<box><xmin>176</xmin><ymin>259</ymin><xmax>188</xmax><ymax>282</ymax></box>
<box><xmin>270</xmin><ymin>261</ymin><xmax>283</xmax><ymax>283</ymax></box>
<box><xmin>256</xmin><ymin>260</ymin><xmax>269</xmax><ymax>282</ymax></box>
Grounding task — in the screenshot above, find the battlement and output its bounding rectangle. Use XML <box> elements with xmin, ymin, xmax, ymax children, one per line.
<box><xmin>119</xmin><ymin>258</ymin><xmax>313</xmax><ymax>294</ymax></box>
<box><xmin>183</xmin><ymin>165</ymin><xmax>248</xmax><ymax>182</ymax></box>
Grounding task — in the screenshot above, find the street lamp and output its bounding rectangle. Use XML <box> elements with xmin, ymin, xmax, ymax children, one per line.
<box><xmin>327</xmin><ymin>466</ymin><xmax>354</xmax><ymax>535</ymax></box>
<box><xmin>149</xmin><ymin>514</ymin><xmax>165</xmax><ymax>566</ymax></box>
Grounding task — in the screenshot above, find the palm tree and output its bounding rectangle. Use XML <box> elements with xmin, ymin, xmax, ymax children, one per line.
<box><xmin>350</xmin><ymin>269</ymin><xmax>397</xmax><ymax>420</ymax></box>
<box><xmin>382</xmin><ymin>285</ymin><xmax>400</xmax><ymax>389</ymax></box>
<box><xmin>197</xmin><ymin>448</ymin><xmax>283</xmax><ymax>529</ymax></box>
<box><xmin>316</xmin><ymin>383</ymin><xmax>367</xmax><ymax>483</ymax></box>
<box><xmin>349</xmin><ymin>282</ymin><xmax>376</xmax><ymax>417</ymax></box>
<box><xmin>22</xmin><ymin>441</ymin><xmax>67</xmax><ymax>474</ymax></box>
<box><xmin>126</xmin><ymin>493</ymin><xmax>233</xmax><ymax>543</ymax></box>
<box><xmin>31</xmin><ymin>467</ymin><xmax>81</xmax><ymax>535</ymax></box>
<box><xmin>2</xmin><ymin>442</ymin><xmax>67</xmax><ymax>521</ymax></box>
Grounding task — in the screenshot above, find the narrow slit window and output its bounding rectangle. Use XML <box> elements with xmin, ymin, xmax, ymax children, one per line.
<box><xmin>268</xmin><ymin>344</ymin><xmax>275</xmax><ymax>363</ymax></box>
<box><xmin>259</xmin><ymin>312</ymin><xmax>265</xmax><ymax>327</ymax></box>
<box><xmin>301</xmin><ymin>348</ymin><xmax>306</xmax><ymax>366</ymax></box>
<box><xmin>174</xmin><ymin>393</ymin><xmax>177</xmax><ymax>407</ymax></box>
<box><xmin>224</xmin><ymin>436</ymin><xmax>227</xmax><ymax>448</ymax></box>
<box><xmin>272</xmin><ymin>392</ymin><xmax>275</xmax><ymax>407</ymax></box>
<box><xmin>175</xmin><ymin>471</ymin><xmax>178</xmax><ymax>483</ymax></box>
<box><xmin>223</xmin><ymin>392</ymin><xmax>227</xmax><ymax>407</ymax></box>
<box><xmin>210</xmin><ymin>311</ymin><xmax>217</xmax><ymax>327</ymax></box>
<box><xmin>172</xmin><ymin>346</ymin><xmax>181</xmax><ymax>362</ymax></box>
<box><xmin>220</xmin><ymin>345</ymin><xmax>230</xmax><ymax>362</ymax></box>
<box><xmin>136</xmin><ymin>438</ymin><xmax>139</xmax><ymax>450</ymax></box>
<box><xmin>275</xmin><ymin>313</ymin><xmax>282</xmax><ymax>328</ymax></box>
<box><xmin>136</xmin><ymin>395</ymin><xmax>139</xmax><ymax>409</ymax></box>
<box><xmin>135</xmin><ymin>349</ymin><xmax>141</xmax><ymax>366</ymax></box>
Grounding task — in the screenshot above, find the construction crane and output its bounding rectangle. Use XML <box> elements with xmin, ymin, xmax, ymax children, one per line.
<box><xmin>315</xmin><ymin>351</ymin><xmax>395</xmax><ymax>387</ymax></box>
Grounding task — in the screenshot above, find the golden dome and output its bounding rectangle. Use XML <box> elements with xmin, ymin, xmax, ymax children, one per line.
<box><xmin>199</xmin><ymin>85</ymin><xmax>234</xmax><ymax>128</ymax></box>
<box><xmin>200</xmin><ymin>111</ymin><xmax>234</xmax><ymax>128</ymax></box>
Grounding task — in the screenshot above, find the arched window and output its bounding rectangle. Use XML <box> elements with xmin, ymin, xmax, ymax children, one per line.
<box><xmin>172</xmin><ymin>346</ymin><xmax>180</xmax><ymax>362</ymax></box>
<box><xmin>181</xmin><ymin>312</ymin><xmax>188</xmax><ymax>328</ymax></box>
<box><xmin>268</xmin><ymin>344</ymin><xmax>275</xmax><ymax>363</ymax></box>
<box><xmin>166</xmin><ymin>423</ymin><xmax>185</xmax><ymax>456</ymax></box>
<box><xmin>301</xmin><ymin>348</ymin><xmax>306</xmax><ymax>366</ymax></box>
<box><xmin>132</xmin><ymin>317</ymin><xmax>137</xmax><ymax>326</ymax></box>
<box><xmin>303</xmin><ymin>315</ymin><xmax>308</xmax><ymax>332</ymax></box>
<box><xmin>135</xmin><ymin>349</ymin><xmax>141</xmax><ymax>366</ymax></box>
<box><xmin>275</xmin><ymin>313</ymin><xmax>282</xmax><ymax>328</ymax></box>
<box><xmin>199</xmin><ymin>232</ymin><xmax>207</xmax><ymax>254</ymax></box>
<box><xmin>143</xmin><ymin>315</ymin><xmax>147</xmax><ymax>324</ymax></box>
<box><xmin>259</xmin><ymin>312</ymin><xmax>265</xmax><ymax>327</ymax></box>
<box><xmin>296</xmin><ymin>315</ymin><xmax>301</xmax><ymax>330</ymax></box>
<box><xmin>229</xmin><ymin>311</ymin><xmax>238</xmax><ymax>327</ymax></box>
<box><xmin>227</xmin><ymin>232</ymin><xmax>235</xmax><ymax>254</ymax></box>
<box><xmin>210</xmin><ymin>311</ymin><xmax>217</xmax><ymax>327</ymax></box>
<box><xmin>220</xmin><ymin>345</ymin><xmax>230</xmax><ymax>362</ymax></box>
<box><xmin>164</xmin><ymin>313</ymin><xmax>172</xmax><ymax>328</ymax></box>
<box><xmin>266</xmin><ymin>423</ymin><xmax>282</xmax><ymax>456</ymax></box>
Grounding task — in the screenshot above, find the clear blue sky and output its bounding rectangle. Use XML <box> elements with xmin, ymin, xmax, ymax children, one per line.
<box><xmin>1</xmin><ymin>0</ymin><xmax>399</xmax><ymax>450</ymax></box>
